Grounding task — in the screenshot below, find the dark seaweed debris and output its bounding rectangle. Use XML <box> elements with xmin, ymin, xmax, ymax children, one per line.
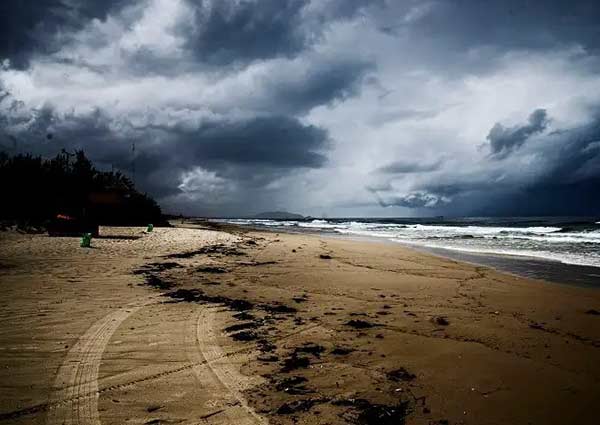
<box><xmin>356</xmin><ymin>401</ymin><xmax>411</xmax><ymax>425</ymax></box>
<box><xmin>333</xmin><ymin>399</ymin><xmax>411</xmax><ymax>425</ymax></box>
<box><xmin>294</xmin><ymin>343</ymin><xmax>325</xmax><ymax>358</ymax></box>
<box><xmin>261</xmin><ymin>303</ymin><xmax>297</xmax><ymax>314</ymax></box>
<box><xmin>134</xmin><ymin>262</ymin><xmax>182</xmax><ymax>274</ymax></box>
<box><xmin>387</xmin><ymin>368</ymin><xmax>416</xmax><ymax>382</ymax></box>
<box><xmin>432</xmin><ymin>316</ymin><xmax>449</xmax><ymax>326</ymax></box>
<box><xmin>230</xmin><ymin>331</ymin><xmax>258</xmax><ymax>341</ymax></box>
<box><xmin>319</xmin><ymin>254</ymin><xmax>332</xmax><ymax>259</ymax></box>
<box><xmin>281</xmin><ymin>354</ymin><xmax>311</xmax><ymax>372</ymax></box>
<box><xmin>292</xmin><ymin>295</ymin><xmax>309</xmax><ymax>303</ymax></box>
<box><xmin>257</xmin><ymin>339</ymin><xmax>277</xmax><ymax>352</ymax></box>
<box><xmin>585</xmin><ymin>309</ymin><xmax>600</xmax><ymax>315</ymax></box>
<box><xmin>345</xmin><ymin>319</ymin><xmax>377</xmax><ymax>329</ymax></box>
<box><xmin>196</xmin><ymin>266</ymin><xmax>228</xmax><ymax>273</ymax></box>
<box><xmin>224</xmin><ymin>322</ymin><xmax>260</xmax><ymax>333</ymax></box>
<box><xmin>163</xmin><ymin>288</ymin><xmax>253</xmax><ymax>311</ymax></box>
<box><xmin>142</xmin><ymin>274</ymin><xmax>175</xmax><ymax>290</ymax></box>
<box><xmin>233</xmin><ymin>311</ymin><xmax>255</xmax><ymax>321</ymax></box>
<box><xmin>277</xmin><ymin>398</ymin><xmax>328</xmax><ymax>414</ymax></box>
<box><xmin>165</xmin><ymin>244</ymin><xmax>246</xmax><ymax>259</ymax></box>
<box><xmin>274</xmin><ymin>376</ymin><xmax>311</xmax><ymax>394</ymax></box>
<box><xmin>331</xmin><ymin>347</ymin><xmax>354</xmax><ymax>355</ymax></box>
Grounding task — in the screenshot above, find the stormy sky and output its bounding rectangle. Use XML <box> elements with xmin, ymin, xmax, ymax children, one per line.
<box><xmin>1</xmin><ymin>0</ymin><xmax>600</xmax><ymax>217</ymax></box>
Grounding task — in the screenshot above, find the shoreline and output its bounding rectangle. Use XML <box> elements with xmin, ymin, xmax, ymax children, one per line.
<box><xmin>1</xmin><ymin>225</ymin><xmax>599</xmax><ymax>424</ymax></box>
<box><xmin>214</xmin><ymin>221</ymin><xmax>600</xmax><ymax>287</ymax></box>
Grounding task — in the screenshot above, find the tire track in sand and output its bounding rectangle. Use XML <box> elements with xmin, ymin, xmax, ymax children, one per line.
<box><xmin>46</xmin><ymin>297</ymin><xmax>157</xmax><ymax>425</ymax></box>
<box><xmin>186</xmin><ymin>306</ymin><xmax>267</xmax><ymax>425</ymax></box>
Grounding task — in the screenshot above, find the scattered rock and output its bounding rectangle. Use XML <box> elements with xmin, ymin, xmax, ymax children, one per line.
<box><xmin>585</xmin><ymin>309</ymin><xmax>600</xmax><ymax>315</ymax></box>
<box><xmin>319</xmin><ymin>254</ymin><xmax>333</xmax><ymax>259</ymax></box>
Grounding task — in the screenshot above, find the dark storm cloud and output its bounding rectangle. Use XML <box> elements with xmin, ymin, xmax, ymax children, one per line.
<box><xmin>402</xmin><ymin>0</ymin><xmax>600</xmax><ymax>52</ymax></box>
<box><xmin>267</xmin><ymin>59</ymin><xmax>374</xmax><ymax>115</ymax></box>
<box><xmin>486</xmin><ymin>109</ymin><xmax>549</xmax><ymax>159</ymax></box>
<box><xmin>0</xmin><ymin>103</ymin><xmax>329</xmax><ymax>201</ymax></box>
<box><xmin>0</xmin><ymin>0</ymin><xmax>130</xmax><ymax>68</ymax></box>
<box><xmin>394</xmin><ymin>110</ymin><xmax>600</xmax><ymax>215</ymax></box>
<box><xmin>174</xmin><ymin>116</ymin><xmax>327</xmax><ymax>168</ymax></box>
<box><xmin>376</xmin><ymin>159</ymin><xmax>442</xmax><ymax>174</ymax></box>
<box><xmin>182</xmin><ymin>0</ymin><xmax>380</xmax><ymax>66</ymax></box>
<box><xmin>182</xmin><ymin>0</ymin><xmax>308</xmax><ymax>65</ymax></box>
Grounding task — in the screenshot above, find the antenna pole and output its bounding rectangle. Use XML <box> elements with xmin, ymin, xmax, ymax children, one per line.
<box><xmin>131</xmin><ymin>142</ymin><xmax>136</xmax><ymax>187</ymax></box>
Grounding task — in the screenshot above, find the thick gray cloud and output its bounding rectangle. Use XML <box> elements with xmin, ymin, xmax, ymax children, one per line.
<box><xmin>398</xmin><ymin>0</ymin><xmax>600</xmax><ymax>53</ymax></box>
<box><xmin>1</xmin><ymin>0</ymin><xmax>600</xmax><ymax>216</ymax></box>
<box><xmin>182</xmin><ymin>0</ymin><xmax>309</xmax><ymax>65</ymax></box>
<box><xmin>391</xmin><ymin>110</ymin><xmax>600</xmax><ymax>216</ymax></box>
<box><xmin>0</xmin><ymin>0</ymin><xmax>130</xmax><ymax>68</ymax></box>
<box><xmin>376</xmin><ymin>160</ymin><xmax>442</xmax><ymax>174</ymax></box>
<box><xmin>181</xmin><ymin>0</ymin><xmax>378</xmax><ymax>67</ymax></box>
<box><xmin>487</xmin><ymin>109</ymin><xmax>549</xmax><ymax>158</ymax></box>
<box><xmin>0</xmin><ymin>102</ymin><xmax>329</xmax><ymax>205</ymax></box>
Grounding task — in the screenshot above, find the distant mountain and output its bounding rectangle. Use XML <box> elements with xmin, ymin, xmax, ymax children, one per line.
<box><xmin>253</xmin><ymin>211</ymin><xmax>304</xmax><ymax>220</ymax></box>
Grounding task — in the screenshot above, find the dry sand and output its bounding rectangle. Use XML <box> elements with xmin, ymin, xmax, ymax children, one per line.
<box><xmin>0</xmin><ymin>223</ymin><xmax>598</xmax><ymax>425</ymax></box>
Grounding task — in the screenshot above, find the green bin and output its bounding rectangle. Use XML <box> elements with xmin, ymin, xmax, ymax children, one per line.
<box><xmin>80</xmin><ymin>233</ymin><xmax>92</xmax><ymax>248</ymax></box>
<box><xmin>146</xmin><ymin>224</ymin><xmax>154</xmax><ymax>232</ymax></box>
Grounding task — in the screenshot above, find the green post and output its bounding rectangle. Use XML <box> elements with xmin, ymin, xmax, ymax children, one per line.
<box><xmin>80</xmin><ymin>233</ymin><xmax>92</xmax><ymax>248</ymax></box>
<box><xmin>146</xmin><ymin>224</ymin><xmax>154</xmax><ymax>232</ymax></box>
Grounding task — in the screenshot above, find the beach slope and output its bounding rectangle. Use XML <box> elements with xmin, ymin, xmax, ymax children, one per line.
<box><xmin>0</xmin><ymin>224</ymin><xmax>598</xmax><ymax>424</ymax></box>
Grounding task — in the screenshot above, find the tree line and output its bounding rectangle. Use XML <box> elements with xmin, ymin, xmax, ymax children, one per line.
<box><xmin>0</xmin><ymin>150</ymin><xmax>165</xmax><ymax>227</ymax></box>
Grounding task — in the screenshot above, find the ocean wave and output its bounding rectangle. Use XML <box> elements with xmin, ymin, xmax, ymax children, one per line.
<box><xmin>216</xmin><ymin>218</ymin><xmax>600</xmax><ymax>269</ymax></box>
<box><xmin>398</xmin><ymin>240</ymin><xmax>600</xmax><ymax>268</ymax></box>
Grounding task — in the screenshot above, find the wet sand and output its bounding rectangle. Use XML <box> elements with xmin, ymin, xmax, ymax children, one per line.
<box><xmin>0</xmin><ymin>223</ymin><xmax>599</xmax><ymax>424</ymax></box>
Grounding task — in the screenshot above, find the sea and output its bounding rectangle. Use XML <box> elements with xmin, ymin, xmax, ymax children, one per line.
<box><xmin>216</xmin><ymin>217</ymin><xmax>600</xmax><ymax>287</ymax></box>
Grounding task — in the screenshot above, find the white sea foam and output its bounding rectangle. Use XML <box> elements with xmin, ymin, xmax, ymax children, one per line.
<box><xmin>403</xmin><ymin>241</ymin><xmax>600</xmax><ymax>268</ymax></box>
<box><xmin>217</xmin><ymin>218</ymin><xmax>600</xmax><ymax>268</ymax></box>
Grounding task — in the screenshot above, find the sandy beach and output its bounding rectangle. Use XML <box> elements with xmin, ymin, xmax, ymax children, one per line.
<box><xmin>0</xmin><ymin>223</ymin><xmax>599</xmax><ymax>425</ymax></box>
